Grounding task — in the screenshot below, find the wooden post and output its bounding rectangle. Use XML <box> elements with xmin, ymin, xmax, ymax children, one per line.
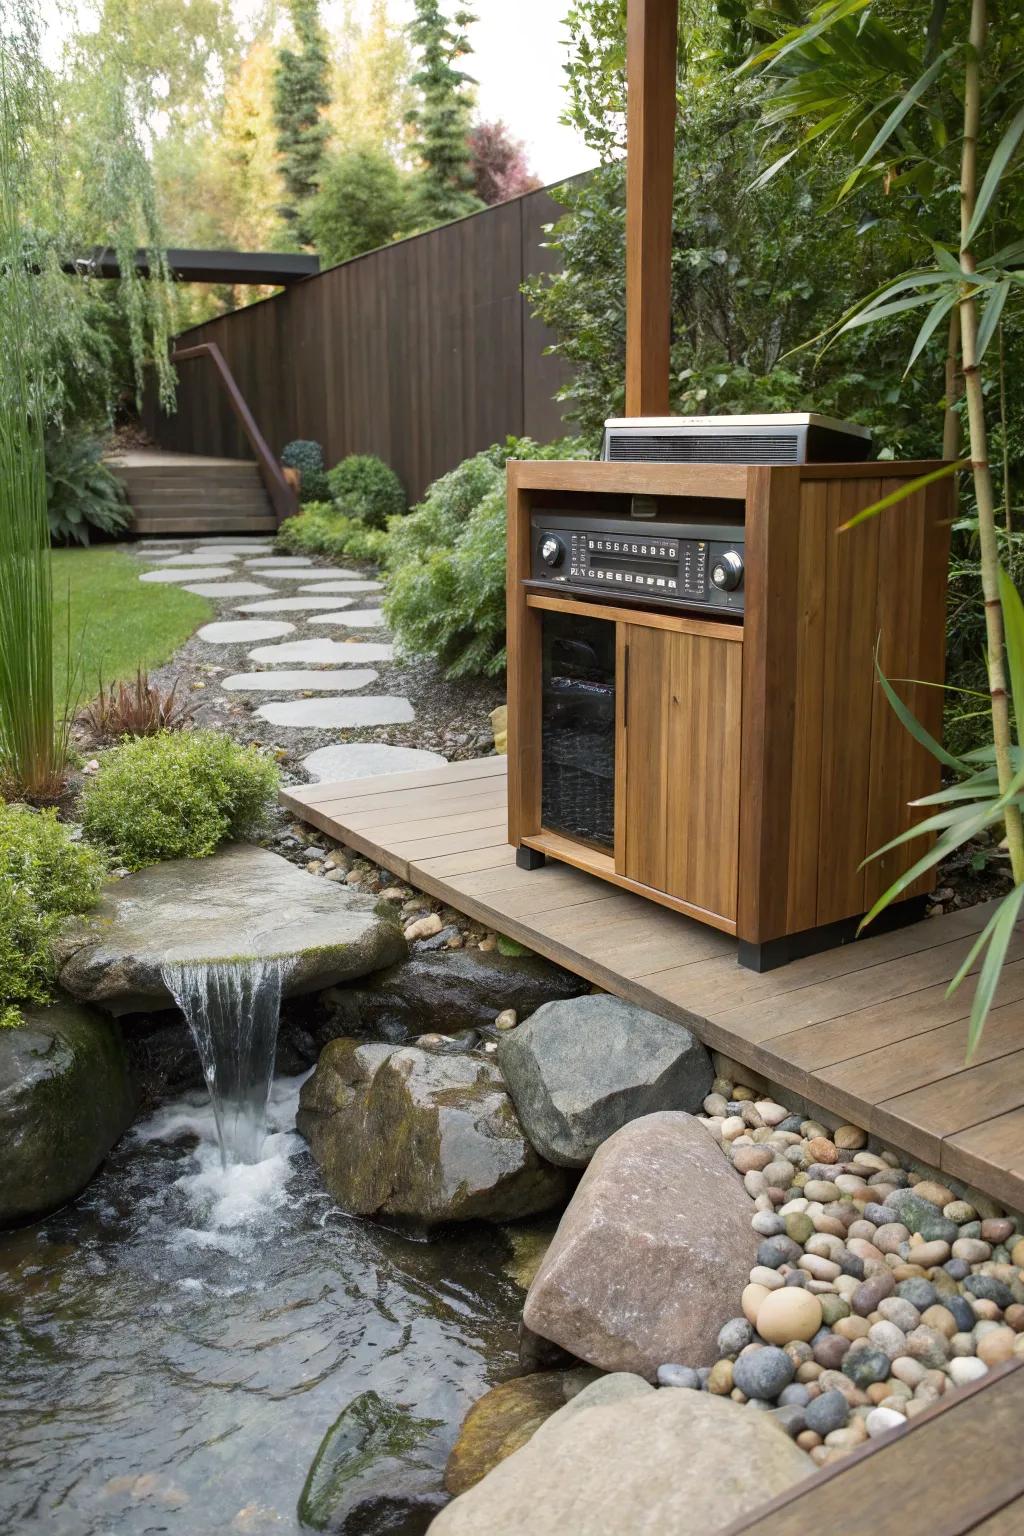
<box><xmin>625</xmin><ymin>0</ymin><xmax>678</xmax><ymax>417</ymax></box>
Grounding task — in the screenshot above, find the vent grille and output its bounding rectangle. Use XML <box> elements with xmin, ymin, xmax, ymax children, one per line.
<box><xmin>607</xmin><ymin>432</ymin><xmax>800</xmax><ymax>464</ymax></box>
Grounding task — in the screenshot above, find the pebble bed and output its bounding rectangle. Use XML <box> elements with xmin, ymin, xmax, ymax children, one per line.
<box><xmin>653</xmin><ymin>1078</ymin><xmax>1024</xmax><ymax>1465</ymax></box>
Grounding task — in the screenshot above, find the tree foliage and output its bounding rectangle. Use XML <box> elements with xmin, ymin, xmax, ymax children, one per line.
<box><xmin>273</xmin><ymin>0</ymin><xmax>332</xmax><ymax>243</ymax></box>
<box><xmin>406</xmin><ymin>0</ymin><xmax>482</xmax><ymax>227</ymax></box>
<box><xmin>307</xmin><ymin>146</ymin><xmax>408</xmax><ymax>265</ymax></box>
<box><xmin>468</xmin><ymin>120</ymin><xmax>541</xmax><ymax>205</ymax></box>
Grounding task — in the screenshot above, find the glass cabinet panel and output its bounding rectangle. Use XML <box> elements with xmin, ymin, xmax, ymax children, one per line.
<box><xmin>540</xmin><ymin>611</ymin><xmax>616</xmax><ymax>851</ymax></box>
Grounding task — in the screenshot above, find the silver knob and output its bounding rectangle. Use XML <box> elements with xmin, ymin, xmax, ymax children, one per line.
<box><xmin>710</xmin><ymin>550</ymin><xmax>744</xmax><ymax>592</ymax></box>
<box><xmin>540</xmin><ymin>535</ymin><xmax>565</xmax><ymax>568</ymax></box>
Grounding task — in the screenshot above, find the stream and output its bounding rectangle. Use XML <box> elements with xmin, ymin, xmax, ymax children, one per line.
<box><xmin>0</xmin><ymin>1076</ymin><xmax>524</xmax><ymax>1536</ymax></box>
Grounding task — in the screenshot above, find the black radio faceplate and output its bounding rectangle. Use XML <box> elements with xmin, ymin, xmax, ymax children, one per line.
<box><xmin>529</xmin><ymin>511</ymin><xmax>745</xmax><ymax>614</ymax></box>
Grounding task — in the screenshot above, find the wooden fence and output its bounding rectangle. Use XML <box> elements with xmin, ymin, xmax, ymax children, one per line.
<box><xmin>142</xmin><ymin>180</ymin><xmax>582</xmax><ymax>503</ymax></box>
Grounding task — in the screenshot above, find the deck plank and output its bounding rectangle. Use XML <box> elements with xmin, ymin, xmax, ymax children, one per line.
<box><xmin>280</xmin><ymin>758</ymin><xmax>1024</xmax><ymax>1207</ymax></box>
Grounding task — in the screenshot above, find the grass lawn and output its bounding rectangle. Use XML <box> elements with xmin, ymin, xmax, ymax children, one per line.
<box><xmin>51</xmin><ymin>546</ymin><xmax>212</xmax><ymax>715</ymax></box>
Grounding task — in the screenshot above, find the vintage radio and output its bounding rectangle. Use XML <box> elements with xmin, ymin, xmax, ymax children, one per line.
<box><xmin>529</xmin><ymin>510</ymin><xmax>745</xmax><ymax>614</ymax></box>
<box><xmin>601</xmin><ymin>412</ymin><xmax>871</xmax><ymax>465</ymax></box>
<box><xmin>506</xmin><ymin>458</ymin><xmax>952</xmax><ymax>971</ymax></box>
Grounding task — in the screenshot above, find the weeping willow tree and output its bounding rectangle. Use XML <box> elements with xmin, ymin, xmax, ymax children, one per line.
<box><xmin>0</xmin><ymin>0</ymin><xmax>176</xmax><ymax>799</ymax></box>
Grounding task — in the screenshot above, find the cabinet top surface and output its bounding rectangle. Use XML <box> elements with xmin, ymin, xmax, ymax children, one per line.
<box><xmin>506</xmin><ymin>458</ymin><xmax>949</xmax><ymax>499</ymax></box>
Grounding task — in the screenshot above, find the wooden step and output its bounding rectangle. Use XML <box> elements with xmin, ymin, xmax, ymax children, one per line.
<box><xmin>132</xmin><ymin>514</ymin><xmax>277</xmax><ymax>534</ymax></box>
<box><xmin>129</xmin><ymin>497</ymin><xmax>276</xmax><ymax>514</ymax></box>
<box><xmin>117</xmin><ymin>469</ymin><xmax>264</xmax><ymax>488</ymax></box>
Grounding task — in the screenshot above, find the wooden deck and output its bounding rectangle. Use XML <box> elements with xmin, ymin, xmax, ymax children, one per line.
<box><xmin>724</xmin><ymin>1361</ymin><xmax>1024</xmax><ymax>1535</ymax></box>
<box><xmin>281</xmin><ymin>756</ymin><xmax>1024</xmax><ymax>1211</ymax></box>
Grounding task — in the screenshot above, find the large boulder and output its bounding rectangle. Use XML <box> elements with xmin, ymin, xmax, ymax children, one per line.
<box><xmin>444</xmin><ymin>1369</ymin><xmax>600</xmax><ymax>1495</ymax></box>
<box><xmin>0</xmin><ymin>1001</ymin><xmax>135</xmax><ymax>1225</ymax></box>
<box><xmin>298</xmin><ymin>1390</ymin><xmax>445</xmax><ymax>1535</ymax></box>
<box><xmin>55</xmin><ymin>844</ymin><xmax>406</xmax><ymax>1016</ymax></box>
<box><xmin>428</xmin><ymin>1374</ymin><xmax>812</xmax><ymax>1536</ymax></box>
<box><xmin>320</xmin><ymin>948</ymin><xmax>589</xmax><ymax>1041</ymax></box>
<box><xmin>297</xmin><ymin>1039</ymin><xmax>570</xmax><ymax>1228</ymax></box>
<box><xmin>522</xmin><ymin>1112</ymin><xmax>756</xmax><ymax>1379</ymax></box>
<box><xmin>497</xmin><ymin>994</ymin><xmax>712</xmax><ymax>1167</ymax></box>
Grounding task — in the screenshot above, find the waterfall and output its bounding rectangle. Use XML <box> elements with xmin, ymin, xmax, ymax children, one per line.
<box><xmin>160</xmin><ymin>958</ymin><xmax>290</xmax><ymax>1167</ymax></box>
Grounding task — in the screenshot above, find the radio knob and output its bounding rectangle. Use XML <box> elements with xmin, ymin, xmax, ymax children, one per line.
<box><xmin>540</xmin><ymin>534</ymin><xmax>566</xmax><ymax>568</ymax></box>
<box><xmin>710</xmin><ymin>549</ymin><xmax>744</xmax><ymax>592</ymax></box>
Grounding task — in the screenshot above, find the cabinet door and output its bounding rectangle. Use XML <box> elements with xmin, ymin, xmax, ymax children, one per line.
<box><xmin>619</xmin><ymin>624</ymin><xmax>742</xmax><ymax>922</ymax></box>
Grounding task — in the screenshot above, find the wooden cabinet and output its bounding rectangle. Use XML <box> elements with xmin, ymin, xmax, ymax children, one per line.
<box><xmin>620</xmin><ymin>623</ymin><xmax>742</xmax><ymax>921</ymax></box>
<box><xmin>505</xmin><ymin>459</ymin><xmax>953</xmax><ymax>968</ymax></box>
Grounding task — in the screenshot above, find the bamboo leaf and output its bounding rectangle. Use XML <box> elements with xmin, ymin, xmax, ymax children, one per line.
<box><xmin>860</xmin><ymin>811</ymin><xmax>996</xmax><ymax>930</ymax></box>
<box><xmin>964</xmin><ymin>885</ymin><xmax>1024</xmax><ymax>1060</ymax></box>
<box><xmin>838</xmin><ymin>459</ymin><xmax>969</xmax><ymax>532</ymax></box>
<box><xmin>857</xmin><ymin>49</ymin><xmax>955</xmax><ymax>168</ymax></box>
<box><xmin>947</xmin><ymin>899</ymin><xmax>1008</xmax><ymax>995</ymax></box>
<box><xmin>905</xmin><ymin>289</ymin><xmax>959</xmax><ymax>374</ymax></box>
<box><xmin>873</xmin><ymin>654</ymin><xmax>969</xmax><ymax>770</ymax></box>
<box><xmin>742</xmin><ymin>0</ymin><xmax>873</xmax><ymax>73</ymax></box>
<box><xmin>965</xmin><ymin>103</ymin><xmax>1024</xmax><ymax>246</ymax></box>
<box><xmin>747</xmin><ymin>146</ymin><xmax>801</xmax><ymax>191</ymax></box>
<box><xmin>998</xmin><ymin>565</ymin><xmax>1024</xmax><ymax>743</ymax></box>
<box><xmin>976</xmin><ymin>280</ymin><xmax>1011</xmax><ymax>361</ymax></box>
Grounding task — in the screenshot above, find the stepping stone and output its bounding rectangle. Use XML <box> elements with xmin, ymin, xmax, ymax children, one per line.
<box><xmin>221</xmin><ymin>669</ymin><xmax>379</xmax><ymax>692</ymax></box>
<box><xmin>303</xmin><ymin>743</ymin><xmax>447</xmax><ymax>782</ymax></box>
<box><xmin>197</xmin><ymin>619</ymin><xmax>296</xmax><ymax>644</ymax></box>
<box><xmin>309</xmin><ymin>609</ymin><xmax>387</xmax><ymax>629</ymax></box>
<box><xmin>235</xmin><ymin>596</ymin><xmax>356</xmax><ymax>613</ymax></box>
<box><xmin>140</xmin><ymin>567</ymin><xmax>235</xmax><ymax>583</ymax></box>
<box><xmin>248</xmin><ymin>639</ymin><xmax>394</xmax><ymax>665</ymax></box>
<box><xmin>197</xmin><ymin>539</ymin><xmax>275</xmax><ymax>549</ymax></box>
<box><xmin>147</xmin><ymin>551</ymin><xmax>242</xmax><ymax>566</ymax></box>
<box><xmin>255</xmin><ymin>697</ymin><xmax>414</xmax><ymax>728</ymax></box>
<box><xmin>245</xmin><ymin>557</ymin><xmax>317</xmax><ymax>568</ymax></box>
<box><xmin>298</xmin><ymin>580</ymin><xmax>382</xmax><ymax>594</ymax></box>
<box><xmin>182</xmin><ymin>581</ymin><xmax>273</xmax><ymax>597</ymax></box>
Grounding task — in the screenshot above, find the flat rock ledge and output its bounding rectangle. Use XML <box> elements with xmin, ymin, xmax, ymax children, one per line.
<box><xmin>55</xmin><ymin>843</ymin><xmax>407</xmax><ymax>1016</ymax></box>
<box><xmin>428</xmin><ymin>1374</ymin><xmax>811</xmax><ymax>1536</ymax></box>
<box><xmin>497</xmin><ymin>993</ymin><xmax>713</xmax><ymax>1167</ymax></box>
<box><xmin>523</xmin><ymin>1111</ymin><xmax>757</xmax><ymax>1379</ymax></box>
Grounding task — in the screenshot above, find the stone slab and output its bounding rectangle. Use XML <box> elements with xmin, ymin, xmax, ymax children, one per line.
<box><xmin>221</xmin><ymin>670</ymin><xmax>380</xmax><ymax>692</ymax></box>
<box><xmin>182</xmin><ymin>581</ymin><xmax>272</xmax><ymax>597</ymax></box>
<box><xmin>309</xmin><ymin>609</ymin><xmax>387</xmax><ymax>629</ymax></box>
<box><xmin>302</xmin><ymin>743</ymin><xmax>447</xmax><ymax>781</ymax></box>
<box><xmin>245</xmin><ymin>557</ymin><xmax>317</xmax><ymax>568</ymax></box>
<box><xmin>147</xmin><ymin>551</ymin><xmax>242</xmax><ymax>566</ymax></box>
<box><xmin>140</xmin><ymin>567</ymin><xmax>235</xmax><ymax>583</ymax></box>
<box><xmin>235</xmin><ymin>596</ymin><xmax>356</xmax><ymax>613</ymax></box>
<box><xmin>197</xmin><ymin>619</ymin><xmax>296</xmax><ymax>643</ymax></box>
<box><xmin>248</xmin><ymin>639</ymin><xmax>395</xmax><ymax>666</ymax></box>
<box><xmin>255</xmin><ymin>696</ymin><xmax>414</xmax><ymax>727</ymax></box>
<box><xmin>298</xmin><ymin>581</ymin><xmax>383</xmax><ymax>594</ymax></box>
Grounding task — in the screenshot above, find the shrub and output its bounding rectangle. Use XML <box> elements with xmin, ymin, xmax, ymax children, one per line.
<box><xmin>45</xmin><ymin>429</ymin><xmax>131</xmax><ymax>547</ymax></box>
<box><xmin>281</xmin><ymin>440</ymin><xmax>329</xmax><ymax>503</ymax></box>
<box><xmin>0</xmin><ymin>804</ymin><xmax>106</xmax><ymax>1028</ymax></box>
<box><xmin>384</xmin><ymin>435</ymin><xmax>592</xmax><ymax>678</ymax></box>
<box><xmin>80</xmin><ymin>731</ymin><xmax>279</xmax><ymax>871</ymax></box>
<box><xmin>276</xmin><ymin>504</ymin><xmax>390</xmax><ymax>564</ymax></box>
<box><xmin>326</xmin><ymin>454</ymin><xmax>406</xmax><ymax>528</ymax></box>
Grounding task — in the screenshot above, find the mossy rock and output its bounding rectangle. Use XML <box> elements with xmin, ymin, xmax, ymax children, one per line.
<box><xmin>298</xmin><ymin>1390</ymin><xmax>444</xmax><ymax>1534</ymax></box>
<box><xmin>0</xmin><ymin>1000</ymin><xmax>135</xmax><ymax>1225</ymax></box>
<box><xmin>444</xmin><ymin>1369</ymin><xmax>601</xmax><ymax>1496</ymax></box>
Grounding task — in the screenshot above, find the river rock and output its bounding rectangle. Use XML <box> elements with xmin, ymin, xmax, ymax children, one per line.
<box><xmin>55</xmin><ymin>844</ymin><xmax>406</xmax><ymax>1015</ymax></box>
<box><xmin>427</xmin><ymin>1376</ymin><xmax>812</xmax><ymax>1536</ymax></box>
<box><xmin>322</xmin><ymin>946</ymin><xmax>588</xmax><ymax>1042</ymax></box>
<box><xmin>298</xmin><ymin>1390</ymin><xmax>445</xmax><ymax>1534</ymax></box>
<box><xmin>522</xmin><ymin>1112</ymin><xmax>756</xmax><ymax>1379</ymax></box>
<box><xmin>297</xmin><ymin>1039</ymin><xmax>569</xmax><ymax>1227</ymax></box>
<box><xmin>495</xmin><ymin>994</ymin><xmax>712</xmax><ymax>1168</ymax></box>
<box><xmin>444</xmin><ymin>1369</ymin><xmax>600</xmax><ymax>1495</ymax></box>
<box><xmin>0</xmin><ymin>1001</ymin><xmax>135</xmax><ymax>1225</ymax></box>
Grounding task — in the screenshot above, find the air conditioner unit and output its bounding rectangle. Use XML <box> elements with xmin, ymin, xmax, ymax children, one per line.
<box><xmin>601</xmin><ymin>413</ymin><xmax>871</xmax><ymax>466</ymax></box>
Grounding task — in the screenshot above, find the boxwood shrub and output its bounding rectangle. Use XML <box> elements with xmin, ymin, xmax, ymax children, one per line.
<box><xmin>80</xmin><ymin>731</ymin><xmax>279</xmax><ymax>871</ymax></box>
<box><xmin>281</xmin><ymin>440</ymin><xmax>329</xmax><ymax>503</ymax></box>
<box><xmin>0</xmin><ymin>804</ymin><xmax>106</xmax><ymax>1028</ymax></box>
<box><xmin>326</xmin><ymin>454</ymin><xmax>406</xmax><ymax>527</ymax></box>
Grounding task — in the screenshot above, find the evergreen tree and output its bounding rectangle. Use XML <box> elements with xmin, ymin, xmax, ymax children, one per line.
<box><xmin>273</xmin><ymin>0</ymin><xmax>331</xmax><ymax>243</ymax></box>
<box><xmin>406</xmin><ymin>0</ymin><xmax>482</xmax><ymax>227</ymax></box>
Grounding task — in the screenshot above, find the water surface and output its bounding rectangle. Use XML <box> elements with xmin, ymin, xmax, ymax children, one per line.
<box><xmin>0</xmin><ymin>1078</ymin><xmax>522</xmax><ymax>1535</ymax></box>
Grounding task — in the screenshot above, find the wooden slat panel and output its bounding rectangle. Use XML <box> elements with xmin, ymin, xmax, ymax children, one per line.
<box><xmin>785</xmin><ymin>478</ymin><xmax>827</xmax><ymax>931</ymax></box>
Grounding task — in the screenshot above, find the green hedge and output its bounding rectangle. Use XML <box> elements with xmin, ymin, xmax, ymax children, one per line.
<box><xmin>276</xmin><ymin>504</ymin><xmax>390</xmax><ymax>563</ymax></box>
<box><xmin>326</xmin><ymin>454</ymin><xmax>406</xmax><ymax>527</ymax></box>
<box><xmin>1</xmin><ymin>805</ymin><xmax>106</xmax><ymax>1028</ymax></box>
<box><xmin>80</xmin><ymin>731</ymin><xmax>279</xmax><ymax>871</ymax></box>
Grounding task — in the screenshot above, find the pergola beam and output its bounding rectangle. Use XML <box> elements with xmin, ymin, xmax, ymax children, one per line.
<box><xmin>625</xmin><ymin>0</ymin><xmax>679</xmax><ymax>416</ymax></box>
<box><xmin>64</xmin><ymin>248</ymin><xmax>320</xmax><ymax>286</ymax></box>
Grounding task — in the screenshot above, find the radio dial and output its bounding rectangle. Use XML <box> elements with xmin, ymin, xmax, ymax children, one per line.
<box><xmin>540</xmin><ymin>534</ymin><xmax>566</xmax><ymax>568</ymax></box>
<box><xmin>711</xmin><ymin>549</ymin><xmax>744</xmax><ymax>592</ymax></box>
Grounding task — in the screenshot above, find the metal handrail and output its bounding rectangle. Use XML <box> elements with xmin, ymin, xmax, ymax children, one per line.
<box><xmin>171</xmin><ymin>343</ymin><xmax>298</xmax><ymax>525</ymax></box>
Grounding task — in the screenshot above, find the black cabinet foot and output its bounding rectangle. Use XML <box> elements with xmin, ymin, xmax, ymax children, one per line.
<box><xmin>516</xmin><ymin>847</ymin><xmax>547</xmax><ymax>871</ymax></box>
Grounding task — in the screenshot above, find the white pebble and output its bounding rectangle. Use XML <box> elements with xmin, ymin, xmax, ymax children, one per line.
<box><xmin>754</xmin><ymin>1100</ymin><xmax>789</xmax><ymax>1127</ymax></box>
<box><xmin>948</xmin><ymin>1357</ymin><xmax>988</xmax><ymax>1387</ymax></box>
<box><xmin>866</xmin><ymin>1406</ymin><xmax>906</xmax><ymax>1438</ymax></box>
<box><xmin>749</xmin><ymin>1266</ymin><xmax>786</xmax><ymax>1290</ymax></box>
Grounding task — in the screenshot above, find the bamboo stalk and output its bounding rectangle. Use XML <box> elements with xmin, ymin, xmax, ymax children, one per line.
<box><xmin>942</xmin><ymin>304</ymin><xmax>962</xmax><ymax>460</ymax></box>
<box><xmin>959</xmin><ymin>0</ymin><xmax>1024</xmax><ymax>880</ymax></box>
